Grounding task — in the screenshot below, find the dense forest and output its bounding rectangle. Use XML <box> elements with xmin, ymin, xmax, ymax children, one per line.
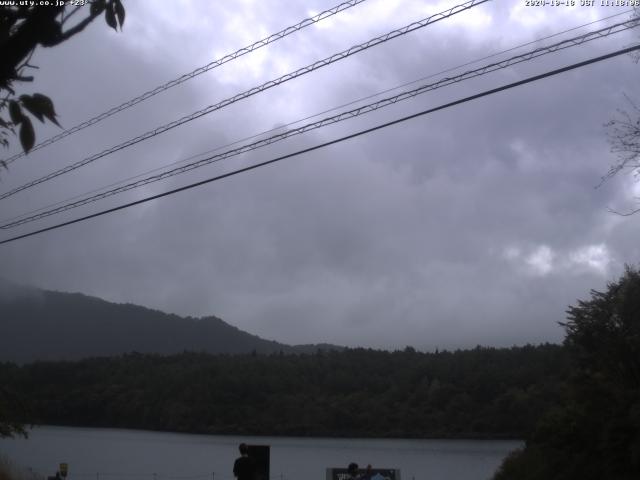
<box><xmin>0</xmin><ymin>344</ymin><xmax>569</xmax><ymax>439</ymax></box>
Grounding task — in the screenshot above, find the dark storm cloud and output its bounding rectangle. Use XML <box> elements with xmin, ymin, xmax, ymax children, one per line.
<box><xmin>1</xmin><ymin>0</ymin><xmax>639</xmax><ymax>349</ymax></box>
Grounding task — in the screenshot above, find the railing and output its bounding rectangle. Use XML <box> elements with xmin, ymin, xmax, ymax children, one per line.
<box><xmin>67</xmin><ymin>474</ymin><xmax>289</xmax><ymax>480</ymax></box>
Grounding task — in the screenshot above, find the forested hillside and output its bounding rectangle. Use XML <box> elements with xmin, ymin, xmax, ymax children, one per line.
<box><xmin>0</xmin><ymin>282</ymin><xmax>338</xmax><ymax>362</ymax></box>
<box><xmin>0</xmin><ymin>344</ymin><xmax>568</xmax><ymax>438</ymax></box>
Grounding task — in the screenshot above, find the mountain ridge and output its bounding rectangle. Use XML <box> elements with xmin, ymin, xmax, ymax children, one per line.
<box><xmin>0</xmin><ymin>280</ymin><xmax>342</xmax><ymax>363</ymax></box>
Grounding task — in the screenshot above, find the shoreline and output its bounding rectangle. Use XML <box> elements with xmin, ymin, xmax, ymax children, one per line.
<box><xmin>13</xmin><ymin>424</ymin><xmax>525</xmax><ymax>442</ymax></box>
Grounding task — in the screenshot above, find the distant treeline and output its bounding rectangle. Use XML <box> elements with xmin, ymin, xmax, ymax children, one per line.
<box><xmin>0</xmin><ymin>344</ymin><xmax>569</xmax><ymax>439</ymax></box>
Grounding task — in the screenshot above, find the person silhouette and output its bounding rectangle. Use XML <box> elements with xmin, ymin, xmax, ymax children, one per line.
<box><xmin>347</xmin><ymin>463</ymin><xmax>360</xmax><ymax>480</ymax></box>
<box><xmin>233</xmin><ymin>443</ymin><xmax>255</xmax><ymax>480</ymax></box>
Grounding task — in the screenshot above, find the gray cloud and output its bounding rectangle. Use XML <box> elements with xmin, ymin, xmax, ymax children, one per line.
<box><xmin>1</xmin><ymin>0</ymin><xmax>639</xmax><ymax>350</ymax></box>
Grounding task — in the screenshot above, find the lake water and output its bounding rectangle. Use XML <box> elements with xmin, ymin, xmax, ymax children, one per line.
<box><xmin>0</xmin><ymin>426</ymin><xmax>520</xmax><ymax>480</ymax></box>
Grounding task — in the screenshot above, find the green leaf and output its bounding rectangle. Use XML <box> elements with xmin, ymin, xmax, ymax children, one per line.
<box><xmin>30</xmin><ymin>93</ymin><xmax>61</xmax><ymax>127</ymax></box>
<box><xmin>105</xmin><ymin>1</ymin><xmax>117</xmax><ymax>30</ymax></box>
<box><xmin>114</xmin><ymin>0</ymin><xmax>125</xmax><ymax>29</ymax></box>
<box><xmin>19</xmin><ymin>95</ymin><xmax>45</xmax><ymax>123</ymax></box>
<box><xmin>19</xmin><ymin>116</ymin><xmax>35</xmax><ymax>153</ymax></box>
<box><xmin>8</xmin><ymin>101</ymin><xmax>23</xmax><ymax>124</ymax></box>
<box><xmin>0</xmin><ymin>116</ymin><xmax>10</xmax><ymax>129</ymax></box>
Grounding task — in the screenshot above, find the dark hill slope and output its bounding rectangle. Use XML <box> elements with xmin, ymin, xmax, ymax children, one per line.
<box><xmin>0</xmin><ymin>283</ymin><xmax>335</xmax><ymax>362</ymax></box>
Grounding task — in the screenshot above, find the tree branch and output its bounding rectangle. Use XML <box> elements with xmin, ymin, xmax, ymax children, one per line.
<box><xmin>57</xmin><ymin>8</ymin><xmax>102</xmax><ymax>43</ymax></box>
<box><xmin>61</xmin><ymin>4</ymin><xmax>83</xmax><ymax>26</ymax></box>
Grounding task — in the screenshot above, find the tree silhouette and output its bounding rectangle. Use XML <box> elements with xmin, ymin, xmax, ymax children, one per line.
<box><xmin>605</xmin><ymin>95</ymin><xmax>640</xmax><ymax>216</ymax></box>
<box><xmin>603</xmin><ymin>7</ymin><xmax>640</xmax><ymax>215</ymax></box>
<box><xmin>563</xmin><ymin>265</ymin><xmax>640</xmax><ymax>389</ymax></box>
<box><xmin>494</xmin><ymin>266</ymin><xmax>640</xmax><ymax>480</ymax></box>
<box><xmin>0</xmin><ymin>0</ymin><xmax>125</xmax><ymax>167</ymax></box>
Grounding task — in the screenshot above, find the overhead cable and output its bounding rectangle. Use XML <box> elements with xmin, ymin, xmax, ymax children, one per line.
<box><xmin>1</xmin><ymin>43</ymin><xmax>638</xmax><ymax>246</ymax></box>
<box><xmin>2</xmin><ymin>19</ymin><xmax>637</xmax><ymax>230</ymax></box>
<box><xmin>1</xmin><ymin>0</ymin><xmax>370</xmax><ymax>166</ymax></box>
<box><xmin>4</xmin><ymin>7</ymin><xmax>630</xmax><ymax>226</ymax></box>
<box><xmin>0</xmin><ymin>0</ymin><xmax>490</xmax><ymax>201</ymax></box>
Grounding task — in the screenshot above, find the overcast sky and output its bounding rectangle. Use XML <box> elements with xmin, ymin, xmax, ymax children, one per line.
<box><xmin>1</xmin><ymin>0</ymin><xmax>639</xmax><ymax>350</ymax></box>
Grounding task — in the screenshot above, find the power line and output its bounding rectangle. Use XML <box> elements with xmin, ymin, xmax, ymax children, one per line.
<box><xmin>1</xmin><ymin>0</ymin><xmax>370</xmax><ymax>166</ymax></box>
<box><xmin>3</xmin><ymin>8</ymin><xmax>632</xmax><ymax>227</ymax></box>
<box><xmin>352</xmin><ymin>8</ymin><xmax>636</xmax><ymax>105</ymax></box>
<box><xmin>0</xmin><ymin>0</ymin><xmax>490</xmax><ymax>201</ymax></box>
<box><xmin>1</xmin><ymin>43</ymin><xmax>638</xmax><ymax>246</ymax></box>
<box><xmin>3</xmin><ymin>18</ymin><xmax>637</xmax><ymax>230</ymax></box>
<box><xmin>5</xmin><ymin>10</ymin><xmax>630</xmax><ymax>227</ymax></box>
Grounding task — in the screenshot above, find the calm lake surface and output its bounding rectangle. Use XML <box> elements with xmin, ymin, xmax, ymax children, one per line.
<box><xmin>0</xmin><ymin>426</ymin><xmax>521</xmax><ymax>480</ymax></box>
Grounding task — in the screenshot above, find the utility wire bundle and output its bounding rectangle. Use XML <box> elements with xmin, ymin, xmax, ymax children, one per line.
<box><xmin>0</xmin><ymin>0</ymin><xmax>489</xmax><ymax>201</ymax></box>
<box><xmin>1</xmin><ymin>0</ymin><xmax>370</xmax><ymax>166</ymax></box>
<box><xmin>1</xmin><ymin>0</ymin><xmax>638</xmax><ymax>245</ymax></box>
<box><xmin>2</xmin><ymin>17</ymin><xmax>637</xmax><ymax>231</ymax></box>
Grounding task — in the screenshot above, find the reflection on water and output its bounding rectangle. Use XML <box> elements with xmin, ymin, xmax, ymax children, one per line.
<box><xmin>0</xmin><ymin>426</ymin><xmax>521</xmax><ymax>480</ymax></box>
